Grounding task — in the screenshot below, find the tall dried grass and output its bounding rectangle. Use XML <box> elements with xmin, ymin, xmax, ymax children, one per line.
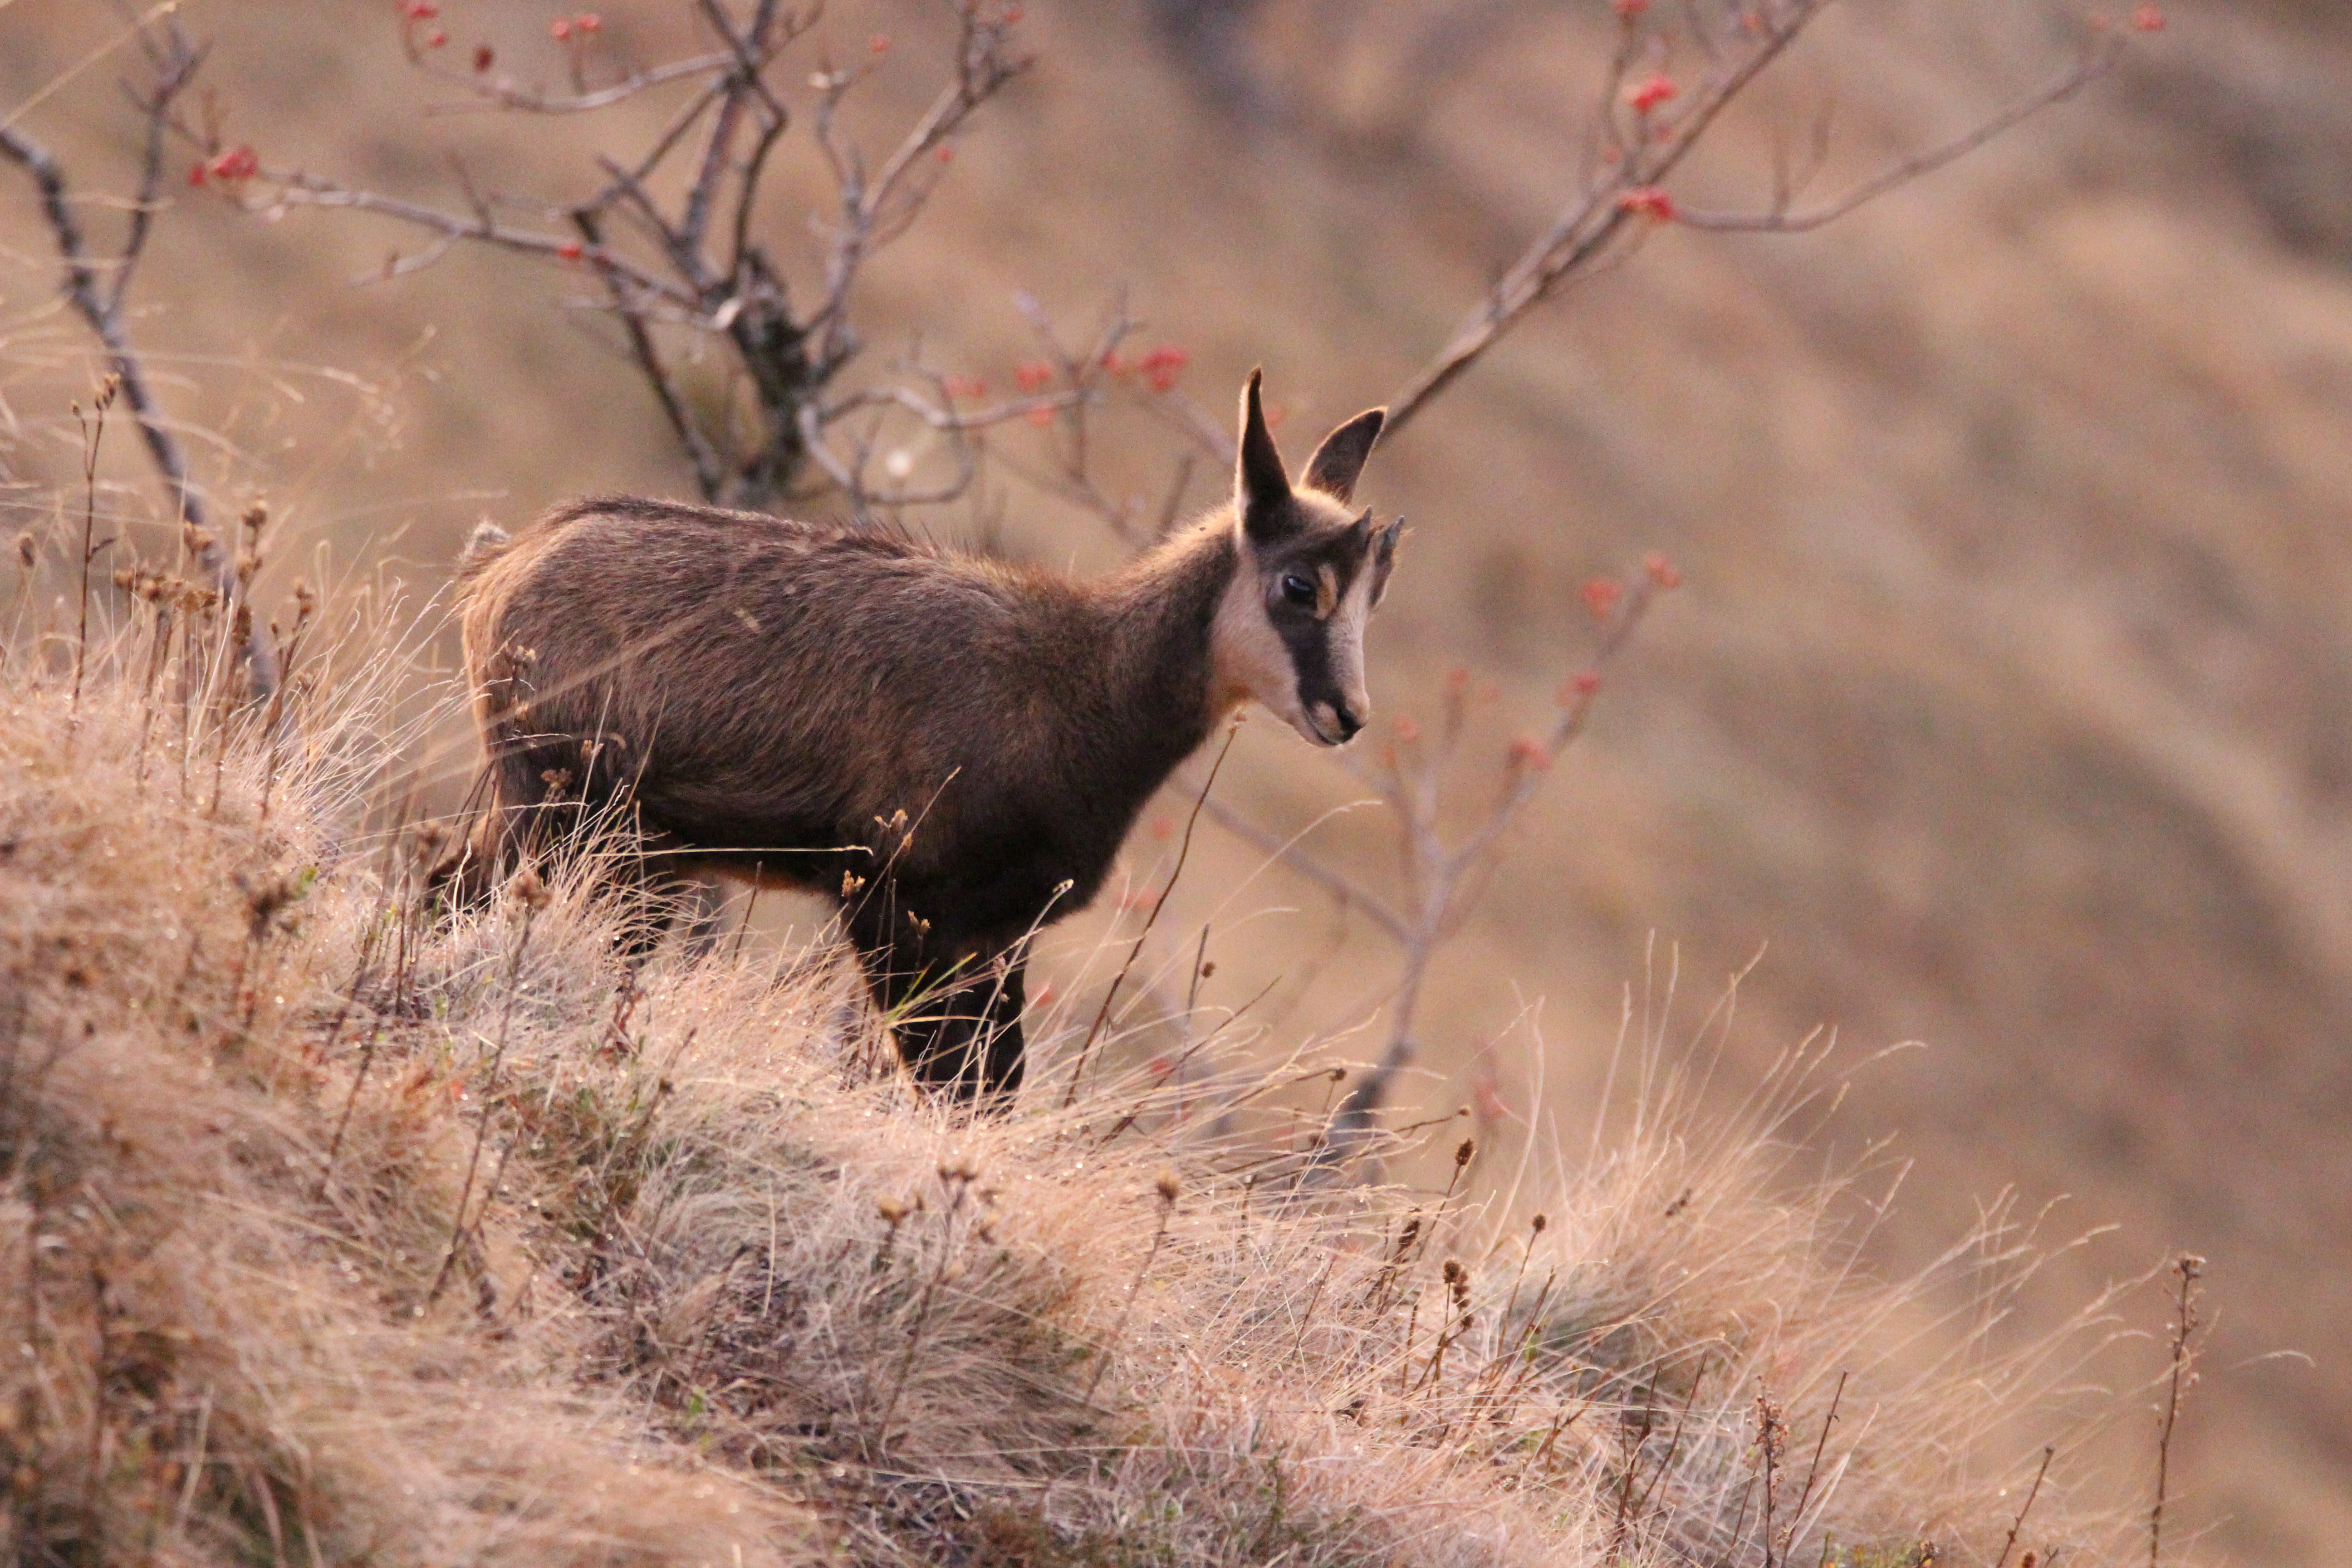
<box><xmin>0</xmin><ymin>595</ymin><xmax>2156</xmax><ymax>1565</ymax></box>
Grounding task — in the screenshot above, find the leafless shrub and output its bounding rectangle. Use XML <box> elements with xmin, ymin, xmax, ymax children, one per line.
<box><xmin>0</xmin><ymin>15</ymin><xmax>278</xmax><ymax>696</ymax></box>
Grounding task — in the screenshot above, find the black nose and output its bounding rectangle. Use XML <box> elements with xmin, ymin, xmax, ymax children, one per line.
<box><xmin>1333</xmin><ymin>707</ymin><xmax>1363</xmax><ymax>741</ymax></box>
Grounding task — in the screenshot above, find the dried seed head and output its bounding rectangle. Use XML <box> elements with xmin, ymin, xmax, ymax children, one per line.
<box><xmin>13</xmin><ymin>532</ymin><xmax>33</xmax><ymax>570</ymax></box>
<box><xmin>1530</xmin><ymin>1213</ymin><xmax>1546</xmax><ymax>1234</ymax></box>
<box><xmin>512</xmin><ymin>867</ymin><xmax>550</xmax><ymax>910</ymax></box>
<box><xmin>841</xmin><ymin>871</ymin><xmax>866</xmax><ymax>897</ymax></box>
<box><xmin>876</xmin><ymin>1196</ymin><xmax>908</xmax><ymax>1225</ymax></box>
<box><xmin>181</xmin><ymin>523</ymin><xmax>216</xmax><ymax>560</ymax></box>
<box><xmin>1454</xmin><ymin>1137</ymin><xmax>1475</xmax><ymax>1169</ymax></box>
<box><xmin>241</xmin><ymin>872</ymin><xmax>301</xmax><ymax>938</ymax></box>
<box><xmin>1154</xmin><ymin>1169</ymin><xmax>1180</xmax><ymax>1205</ymax></box>
<box><xmin>1441</xmin><ymin>1258</ymin><xmax>1462</xmax><ymax>1284</ymax></box>
<box><xmin>241</xmin><ymin>500</ymin><xmax>269</xmax><ymax>538</ymax></box>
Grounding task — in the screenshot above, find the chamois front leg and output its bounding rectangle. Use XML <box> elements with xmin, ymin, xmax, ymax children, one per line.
<box><xmin>850</xmin><ymin>911</ymin><xmax>1026</xmax><ymax>1108</ymax></box>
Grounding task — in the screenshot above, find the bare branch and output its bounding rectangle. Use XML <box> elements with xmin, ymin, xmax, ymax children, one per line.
<box><xmin>108</xmin><ymin>29</ymin><xmax>203</xmax><ymax>316</ymax></box>
<box><xmin>258</xmin><ymin>167</ymin><xmax>699</xmax><ymax>308</ymax></box>
<box><xmin>1382</xmin><ymin>1</ymin><xmax>2129</xmax><ymax>438</ymax></box>
<box><xmin>573</xmin><ymin>208</ymin><xmax>728</xmax><ymax>498</ymax></box>
<box><xmin>1194</xmin><ymin>795</ymin><xmax>1411</xmax><ymax>943</ymax></box>
<box><xmin>1676</xmin><ymin>43</ymin><xmax>2121</xmax><ymax>233</ymax></box>
<box><xmin>429</xmin><ymin>54</ymin><xmax>736</xmax><ymax>116</ymax></box>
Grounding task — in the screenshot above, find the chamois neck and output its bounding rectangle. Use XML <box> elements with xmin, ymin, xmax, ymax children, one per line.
<box><xmin>1086</xmin><ymin>512</ymin><xmax>1240</xmax><ymax>772</ymax></box>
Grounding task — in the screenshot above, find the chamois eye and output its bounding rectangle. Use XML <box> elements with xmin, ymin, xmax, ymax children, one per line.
<box><xmin>1279</xmin><ymin>573</ymin><xmax>1317</xmax><ymax>608</ymax></box>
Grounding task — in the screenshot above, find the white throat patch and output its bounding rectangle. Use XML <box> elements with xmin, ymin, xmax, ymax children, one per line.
<box><xmin>1209</xmin><ymin>540</ymin><xmax>1313</xmax><ymax>741</ymax></box>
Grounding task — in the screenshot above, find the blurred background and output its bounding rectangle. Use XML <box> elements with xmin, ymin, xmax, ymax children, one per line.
<box><xmin>5</xmin><ymin>0</ymin><xmax>2349</xmax><ymax>1558</ymax></box>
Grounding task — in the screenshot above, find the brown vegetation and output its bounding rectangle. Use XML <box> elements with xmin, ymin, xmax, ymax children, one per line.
<box><xmin>0</xmin><ymin>632</ymin><xmax>2142</xmax><ymax>1564</ymax></box>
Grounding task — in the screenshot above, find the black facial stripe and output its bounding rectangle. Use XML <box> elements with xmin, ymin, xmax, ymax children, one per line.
<box><xmin>1279</xmin><ymin>615</ymin><xmax>1345</xmax><ymax>715</ymax></box>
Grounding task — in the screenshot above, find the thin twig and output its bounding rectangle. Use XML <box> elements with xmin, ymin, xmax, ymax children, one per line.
<box><xmin>1996</xmin><ymin>1446</ymin><xmax>2057</xmax><ymax>1568</ymax></box>
<box><xmin>428</xmin><ymin>885</ymin><xmax>544</xmax><ymax>1303</ymax></box>
<box><xmin>2149</xmin><ymin>1254</ymin><xmax>2204</xmax><ymax>1568</ymax></box>
<box><xmin>1065</xmin><ymin>717</ymin><xmax>1240</xmax><ymax>1106</ymax></box>
<box><xmin>1083</xmin><ymin>1173</ymin><xmax>1181</xmax><ymax>1403</ymax></box>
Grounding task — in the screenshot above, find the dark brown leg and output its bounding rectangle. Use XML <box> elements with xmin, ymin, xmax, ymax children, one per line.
<box><xmin>851</xmin><ymin>923</ymin><xmax>1026</xmax><ymax>1109</ymax></box>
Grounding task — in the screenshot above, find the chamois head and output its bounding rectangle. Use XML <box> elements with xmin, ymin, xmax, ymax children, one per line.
<box><xmin>1213</xmin><ymin>369</ymin><xmax>1404</xmax><ymax>747</ymax></box>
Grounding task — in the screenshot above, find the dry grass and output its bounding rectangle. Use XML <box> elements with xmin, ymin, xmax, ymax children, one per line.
<box><xmin>5</xmin><ymin>1</ymin><xmax>2347</xmax><ymax>1548</ymax></box>
<box><xmin>0</xmin><ymin>589</ymin><xmax>2161</xmax><ymax>1566</ymax></box>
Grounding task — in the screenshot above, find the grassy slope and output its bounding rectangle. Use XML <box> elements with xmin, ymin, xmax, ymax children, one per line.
<box><xmin>0</xmin><ymin>643</ymin><xmax>2141</xmax><ymax>1564</ymax></box>
<box><xmin>4</xmin><ymin>0</ymin><xmax>2349</xmax><ymax>1556</ymax></box>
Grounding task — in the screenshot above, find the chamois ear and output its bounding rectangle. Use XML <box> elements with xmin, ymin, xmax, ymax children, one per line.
<box><xmin>1370</xmin><ymin>516</ymin><xmax>1406</xmax><ymax>606</ymax></box>
<box><xmin>1236</xmin><ymin>368</ymin><xmax>1295</xmax><ymax>543</ymax></box>
<box><xmin>1303</xmin><ymin>408</ymin><xmax>1385</xmax><ymax>503</ymax></box>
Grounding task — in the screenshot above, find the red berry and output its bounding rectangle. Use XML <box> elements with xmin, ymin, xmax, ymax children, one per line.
<box><xmin>555</xmin><ymin>239</ymin><xmax>584</xmax><ymax>260</ymax></box>
<box><xmin>474</xmin><ymin>43</ymin><xmax>495</xmax><ymax>70</ymax></box>
<box><xmin>425</xmin><ymin>27</ymin><xmax>446</xmax><ymax>46</ymax></box>
<box><xmin>549</xmin><ymin>17</ymin><xmax>571</xmax><ymax>40</ymax></box>
<box><xmin>1644</xmin><ymin>551</ymin><xmax>1681</xmax><ymax>588</ymax></box>
<box><xmin>1616</xmin><ymin>186</ymin><xmax>1676</xmax><ymax>222</ymax></box>
<box><xmin>1014</xmin><ymin>361</ymin><xmax>1054</xmax><ymax>392</ymax></box>
<box><xmin>2130</xmin><ymin>2</ymin><xmax>2165</xmax><ymax>29</ymax></box>
<box><xmin>1581</xmin><ymin>577</ymin><xmax>1622</xmax><ymax>617</ymax></box>
<box><xmin>1614</xmin><ymin>0</ymin><xmax>1649</xmax><ymax>15</ymax></box>
<box><xmin>400</xmin><ymin>0</ymin><xmax>440</xmax><ymax>19</ymax></box>
<box><xmin>1625</xmin><ymin>74</ymin><xmax>1677</xmax><ymax>113</ymax></box>
<box><xmin>1564</xmin><ymin>671</ymin><xmax>1602</xmax><ymax>701</ymax></box>
<box><xmin>208</xmin><ymin>146</ymin><xmax>258</xmax><ymax>182</ymax></box>
<box><xmin>1140</xmin><ymin>343</ymin><xmax>1189</xmax><ymax>393</ymax></box>
<box><xmin>575</xmin><ymin>11</ymin><xmax>601</xmax><ymax>31</ymax></box>
<box><xmin>871</xmin><ymin>34</ymin><xmax>892</xmax><ymax>53</ymax></box>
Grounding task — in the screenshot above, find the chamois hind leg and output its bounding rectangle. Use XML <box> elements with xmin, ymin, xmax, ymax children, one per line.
<box><xmin>437</xmin><ymin>726</ymin><xmax>692</xmax><ymax>955</ymax></box>
<box><xmin>425</xmin><ymin>739</ymin><xmax>550</xmax><ymax>912</ymax></box>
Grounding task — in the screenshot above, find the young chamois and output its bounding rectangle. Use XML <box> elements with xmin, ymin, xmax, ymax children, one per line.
<box><xmin>442</xmin><ymin>371</ymin><xmax>1401</xmax><ymax>1105</ymax></box>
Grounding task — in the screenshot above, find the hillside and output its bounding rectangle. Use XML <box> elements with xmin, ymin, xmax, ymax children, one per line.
<box><xmin>0</xmin><ymin>639</ymin><xmax>2150</xmax><ymax>1563</ymax></box>
<box><xmin>5</xmin><ymin>0</ymin><xmax>2350</xmax><ymax>1558</ymax></box>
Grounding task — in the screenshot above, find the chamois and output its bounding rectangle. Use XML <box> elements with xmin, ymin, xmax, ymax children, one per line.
<box><xmin>442</xmin><ymin>371</ymin><xmax>1402</xmax><ymax>1104</ymax></box>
